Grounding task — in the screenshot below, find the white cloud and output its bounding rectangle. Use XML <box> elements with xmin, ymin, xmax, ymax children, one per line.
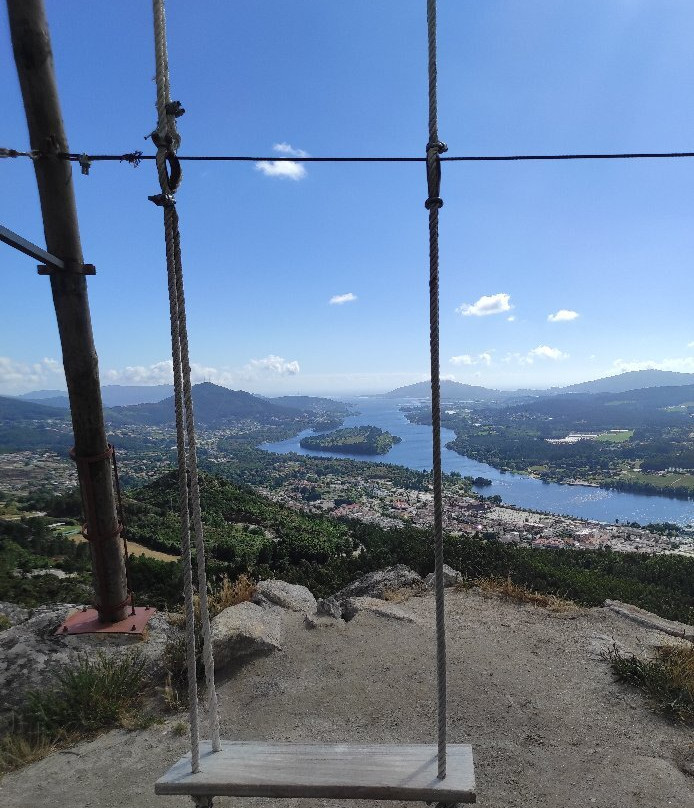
<box><xmin>450</xmin><ymin>352</ymin><xmax>492</xmax><ymax>367</ymax></box>
<box><xmin>456</xmin><ymin>293</ymin><xmax>512</xmax><ymax>317</ymax></box>
<box><xmin>255</xmin><ymin>142</ymin><xmax>308</xmax><ymax>180</ymax></box>
<box><xmin>528</xmin><ymin>345</ymin><xmax>568</xmax><ymax>361</ymax></box>
<box><xmin>507</xmin><ymin>315</ymin><xmax>516</xmax><ymax>322</ymax></box>
<box><xmin>329</xmin><ymin>292</ymin><xmax>357</xmax><ymax>305</ymax></box>
<box><xmin>245</xmin><ymin>355</ymin><xmax>300</xmax><ymax>376</ymax></box>
<box><xmin>612</xmin><ymin>357</ymin><xmax>694</xmax><ymax>374</ymax></box>
<box><xmin>688</xmin><ymin>341</ymin><xmax>694</xmax><ymax>349</ymax></box>
<box><xmin>548</xmin><ymin>309</ymin><xmax>579</xmax><ymax>323</ymax></box>
<box><xmin>0</xmin><ymin>356</ymin><xmax>64</xmax><ymax>394</ymax></box>
<box><xmin>103</xmin><ymin>354</ymin><xmax>300</xmax><ymax>388</ymax></box>
<box><xmin>272</xmin><ymin>142</ymin><xmax>308</xmax><ymax>158</ymax></box>
<box><xmin>502</xmin><ymin>345</ymin><xmax>568</xmax><ymax>365</ymax></box>
<box><xmin>103</xmin><ymin>360</ymin><xmax>174</xmax><ymax>385</ymax></box>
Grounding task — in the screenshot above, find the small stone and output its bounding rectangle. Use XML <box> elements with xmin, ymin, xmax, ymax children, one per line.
<box><xmin>316</xmin><ymin>596</ymin><xmax>342</xmax><ymax>619</ymax></box>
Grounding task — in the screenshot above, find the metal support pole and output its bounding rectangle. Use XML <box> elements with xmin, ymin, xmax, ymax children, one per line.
<box><xmin>7</xmin><ymin>0</ymin><xmax>129</xmax><ymax>622</ymax></box>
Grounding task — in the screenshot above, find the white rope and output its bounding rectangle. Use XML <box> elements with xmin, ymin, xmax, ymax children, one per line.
<box><xmin>425</xmin><ymin>0</ymin><xmax>448</xmax><ymax>780</ymax></box>
<box><xmin>151</xmin><ymin>0</ymin><xmax>220</xmax><ymax>772</ymax></box>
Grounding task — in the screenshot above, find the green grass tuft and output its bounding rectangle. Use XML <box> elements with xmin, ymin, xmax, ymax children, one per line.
<box><xmin>606</xmin><ymin>643</ymin><xmax>694</xmax><ymax>724</ymax></box>
<box><xmin>0</xmin><ymin>652</ymin><xmax>151</xmax><ymax>775</ymax></box>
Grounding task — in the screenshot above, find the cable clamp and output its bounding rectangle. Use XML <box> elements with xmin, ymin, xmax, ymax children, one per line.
<box><xmin>425</xmin><ymin>141</ymin><xmax>447</xmax><ymax>208</ymax></box>
<box><xmin>148</xmin><ymin>192</ymin><xmax>176</xmax><ymax>208</ymax></box>
<box><xmin>78</xmin><ymin>153</ymin><xmax>92</xmax><ymax>175</ymax></box>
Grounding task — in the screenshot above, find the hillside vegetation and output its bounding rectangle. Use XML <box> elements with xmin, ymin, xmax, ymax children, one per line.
<box><xmin>3</xmin><ymin>472</ymin><xmax>693</xmax><ymax>623</ymax></box>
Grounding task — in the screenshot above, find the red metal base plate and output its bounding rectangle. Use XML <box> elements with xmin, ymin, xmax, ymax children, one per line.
<box><xmin>55</xmin><ymin>606</ymin><xmax>156</xmax><ymax>636</ymax></box>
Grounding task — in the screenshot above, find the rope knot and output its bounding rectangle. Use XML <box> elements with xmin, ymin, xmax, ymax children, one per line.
<box><xmin>165</xmin><ymin>100</ymin><xmax>186</xmax><ymax>118</ymax></box>
<box><xmin>150</xmin><ymin>129</ymin><xmax>181</xmax><ymax>152</ymax></box>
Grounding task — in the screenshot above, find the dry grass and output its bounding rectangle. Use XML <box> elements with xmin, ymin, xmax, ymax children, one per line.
<box><xmin>607</xmin><ymin>642</ymin><xmax>694</xmax><ymax>724</ymax></box>
<box><xmin>0</xmin><ymin>731</ymin><xmax>57</xmax><ymax>774</ymax></box>
<box><xmin>208</xmin><ymin>574</ymin><xmax>255</xmax><ymax>618</ymax></box>
<box><xmin>477</xmin><ymin>575</ymin><xmax>576</xmax><ymax>611</ymax></box>
<box><xmin>382</xmin><ymin>584</ymin><xmax>424</xmax><ymax>603</ymax></box>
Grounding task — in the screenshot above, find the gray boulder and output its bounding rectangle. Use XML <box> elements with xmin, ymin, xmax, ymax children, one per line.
<box><xmin>333</xmin><ymin>565</ymin><xmax>423</xmax><ymax>601</ymax></box>
<box><xmin>0</xmin><ymin>601</ymin><xmax>30</xmax><ymax>627</ymax></box>
<box><xmin>211</xmin><ymin>601</ymin><xmax>281</xmax><ymax>671</ymax></box>
<box><xmin>342</xmin><ymin>597</ymin><xmax>417</xmax><ymax>623</ymax></box>
<box><xmin>253</xmin><ymin>580</ymin><xmax>316</xmax><ymax>614</ymax></box>
<box><xmin>424</xmin><ymin>564</ymin><xmax>463</xmax><ymax>589</ymax></box>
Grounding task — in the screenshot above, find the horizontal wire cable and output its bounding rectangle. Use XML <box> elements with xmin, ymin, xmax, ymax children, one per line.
<box><xmin>4</xmin><ymin>148</ymin><xmax>694</xmax><ymax>164</ymax></box>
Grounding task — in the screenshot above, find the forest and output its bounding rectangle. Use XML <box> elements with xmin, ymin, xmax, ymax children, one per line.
<box><xmin>2</xmin><ymin>471</ymin><xmax>692</xmax><ymax>625</ymax></box>
<box><xmin>405</xmin><ymin>386</ymin><xmax>694</xmax><ymax>498</ymax></box>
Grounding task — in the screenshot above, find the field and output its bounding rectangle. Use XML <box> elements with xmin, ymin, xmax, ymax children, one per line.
<box><xmin>596</xmin><ymin>430</ymin><xmax>634</xmax><ymax>443</ymax></box>
<box><xmin>67</xmin><ymin>530</ymin><xmax>179</xmax><ymax>563</ymax></box>
<box><xmin>620</xmin><ymin>470</ymin><xmax>694</xmax><ymax>491</ymax></box>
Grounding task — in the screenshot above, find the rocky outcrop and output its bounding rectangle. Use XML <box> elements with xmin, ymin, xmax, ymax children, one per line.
<box><xmin>252</xmin><ymin>580</ymin><xmax>316</xmax><ymax>614</ymax></box>
<box><xmin>0</xmin><ymin>601</ymin><xmax>30</xmax><ymax>627</ymax></box>
<box><xmin>341</xmin><ymin>596</ymin><xmax>418</xmax><ymax>623</ymax></box>
<box><xmin>211</xmin><ymin>602</ymin><xmax>281</xmax><ymax>671</ymax></box>
<box><xmin>333</xmin><ymin>565</ymin><xmax>423</xmax><ymax>601</ymax></box>
<box><xmin>604</xmin><ymin>600</ymin><xmax>694</xmax><ymax>642</ymax></box>
<box><xmin>0</xmin><ymin>604</ymin><xmax>174</xmax><ymax>723</ymax></box>
<box><xmin>424</xmin><ymin>564</ymin><xmax>463</xmax><ymax>589</ymax></box>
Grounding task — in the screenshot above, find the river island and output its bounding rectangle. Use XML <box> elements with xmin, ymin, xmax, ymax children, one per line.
<box><xmin>300</xmin><ymin>425</ymin><xmax>402</xmax><ymax>455</ymax></box>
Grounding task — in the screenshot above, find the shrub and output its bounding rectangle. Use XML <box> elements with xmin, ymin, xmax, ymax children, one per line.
<box><xmin>0</xmin><ymin>652</ymin><xmax>151</xmax><ymax>774</ymax></box>
<box><xmin>606</xmin><ymin>643</ymin><xmax>694</xmax><ymax>724</ymax></box>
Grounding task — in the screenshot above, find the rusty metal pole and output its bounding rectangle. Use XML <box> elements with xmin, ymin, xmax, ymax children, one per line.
<box><xmin>7</xmin><ymin>0</ymin><xmax>129</xmax><ymax>622</ymax></box>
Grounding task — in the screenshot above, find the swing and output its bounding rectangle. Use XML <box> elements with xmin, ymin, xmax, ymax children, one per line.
<box><xmin>150</xmin><ymin>0</ymin><xmax>476</xmax><ymax>804</ymax></box>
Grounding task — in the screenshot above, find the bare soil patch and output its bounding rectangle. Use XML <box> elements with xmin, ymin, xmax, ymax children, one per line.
<box><xmin>0</xmin><ymin>588</ymin><xmax>691</xmax><ymax>808</ymax></box>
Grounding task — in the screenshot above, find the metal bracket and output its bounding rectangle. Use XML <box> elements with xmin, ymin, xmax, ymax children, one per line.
<box><xmin>1</xmin><ymin>223</ymin><xmax>95</xmax><ymax>274</ymax></box>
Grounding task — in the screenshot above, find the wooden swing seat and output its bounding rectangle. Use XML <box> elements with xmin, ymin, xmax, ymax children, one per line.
<box><xmin>155</xmin><ymin>741</ymin><xmax>476</xmax><ymax>803</ymax></box>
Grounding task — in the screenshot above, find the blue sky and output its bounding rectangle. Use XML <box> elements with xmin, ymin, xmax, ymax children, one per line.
<box><xmin>2</xmin><ymin>0</ymin><xmax>694</xmax><ymax>396</ymax></box>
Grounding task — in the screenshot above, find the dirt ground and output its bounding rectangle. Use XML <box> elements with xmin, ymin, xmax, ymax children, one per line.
<box><xmin>0</xmin><ymin>588</ymin><xmax>692</xmax><ymax>808</ymax></box>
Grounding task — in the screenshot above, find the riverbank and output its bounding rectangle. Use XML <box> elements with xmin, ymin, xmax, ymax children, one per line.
<box><xmin>259</xmin><ymin>398</ymin><xmax>694</xmax><ymax>527</ymax></box>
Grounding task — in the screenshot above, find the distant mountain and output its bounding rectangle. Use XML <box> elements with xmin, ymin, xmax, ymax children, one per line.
<box><xmin>100</xmin><ymin>384</ymin><xmax>174</xmax><ymax>406</ymax></box>
<box><xmin>270</xmin><ymin>395</ymin><xmax>351</xmax><ymax>414</ymax></box>
<box><xmin>18</xmin><ymin>384</ymin><xmax>174</xmax><ymax>408</ymax></box>
<box><xmin>105</xmin><ymin>382</ymin><xmax>308</xmax><ymax>427</ymax></box>
<box><xmin>384</xmin><ymin>370</ymin><xmax>694</xmax><ymax>401</ymax></box>
<box><xmin>17</xmin><ymin>389</ymin><xmax>66</xmax><ymax>401</ymax></box>
<box><xmin>557</xmin><ymin>370</ymin><xmax>694</xmax><ymax>395</ymax></box>
<box><xmin>0</xmin><ymin>396</ymin><xmax>68</xmax><ymax>420</ymax></box>
<box><xmin>21</xmin><ymin>396</ymin><xmax>70</xmax><ymax>410</ymax></box>
<box><xmin>383</xmin><ymin>380</ymin><xmax>506</xmax><ymax>402</ymax></box>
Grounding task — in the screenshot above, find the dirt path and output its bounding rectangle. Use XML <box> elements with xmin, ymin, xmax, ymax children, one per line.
<box><xmin>0</xmin><ymin>588</ymin><xmax>691</xmax><ymax>808</ymax></box>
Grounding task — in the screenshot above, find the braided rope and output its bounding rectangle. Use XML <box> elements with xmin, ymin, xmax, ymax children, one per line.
<box><xmin>151</xmin><ymin>0</ymin><xmax>220</xmax><ymax>771</ymax></box>
<box><xmin>426</xmin><ymin>0</ymin><xmax>447</xmax><ymax>780</ymax></box>
<box><xmin>172</xmin><ymin>213</ymin><xmax>222</xmax><ymax>752</ymax></box>
<box><xmin>164</xmin><ymin>205</ymin><xmax>200</xmax><ymax>771</ymax></box>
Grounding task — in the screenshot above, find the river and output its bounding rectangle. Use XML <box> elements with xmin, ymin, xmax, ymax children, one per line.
<box><xmin>259</xmin><ymin>397</ymin><xmax>694</xmax><ymax>527</ymax></box>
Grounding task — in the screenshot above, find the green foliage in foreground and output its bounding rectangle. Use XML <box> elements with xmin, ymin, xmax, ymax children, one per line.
<box><xmin>10</xmin><ymin>472</ymin><xmax>694</xmax><ymax>623</ymax></box>
<box><xmin>606</xmin><ymin>644</ymin><xmax>694</xmax><ymax>724</ymax></box>
<box><xmin>0</xmin><ymin>653</ymin><xmax>151</xmax><ymax>774</ymax></box>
